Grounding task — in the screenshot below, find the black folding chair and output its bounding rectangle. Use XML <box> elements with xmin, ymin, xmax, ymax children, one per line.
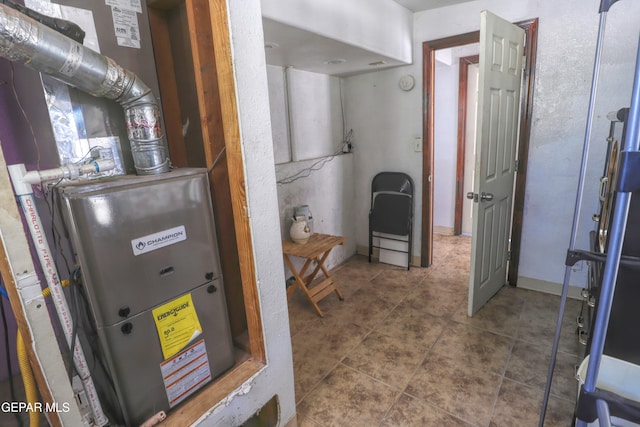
<box><xmin>368</xmin><ymin>172</ymin><xmax>414</xmax><ymax>270</ymax></box>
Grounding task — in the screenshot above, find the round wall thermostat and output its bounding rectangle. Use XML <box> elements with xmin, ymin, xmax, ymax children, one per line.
<box><xmin>399</xmin><ymin>74</ymin><xmax>415</xmax><ymax>91</ymax></box>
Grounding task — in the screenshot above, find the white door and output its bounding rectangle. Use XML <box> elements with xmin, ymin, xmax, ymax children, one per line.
<box><xmin>468</xmin><ymin>11</ymin><xmax>524</xmax><ymax>316</ymax></box>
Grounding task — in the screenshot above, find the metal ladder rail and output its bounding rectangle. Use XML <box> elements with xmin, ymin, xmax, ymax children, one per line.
<box><xmin>575</xmin><ymin>32</ymin><xmax>640</xmax><ymax>427</ymax></box>
<box><xmin>538</xmin><ymin>3</ymin><xmax>610</xmax><ymax>425</ymax></box>
<box><xmin>538</xmin><ymin>0</ymin><xmax>626</xmax><ymax>424</ymax></box>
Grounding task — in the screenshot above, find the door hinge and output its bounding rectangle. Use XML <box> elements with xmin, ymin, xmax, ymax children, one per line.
<box><xmin>515</xmin><ymin>160</ymin><xmax>519</xmax><ymax>172</ymax></box>
<box><xmin>507</xmin><ymin>250</ymin><xmax>512</xmax><ymax>261</ymax></box>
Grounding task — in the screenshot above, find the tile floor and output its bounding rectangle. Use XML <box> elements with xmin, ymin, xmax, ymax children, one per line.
<box><xmin>288</xmin><ymin>234</ymin><xmax>584</xmax><ymax>427</ymax></box>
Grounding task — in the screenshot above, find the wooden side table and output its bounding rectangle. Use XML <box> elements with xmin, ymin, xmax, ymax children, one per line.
<box><xmin>282</xmin><ymin>233</ymin><xmax>345</xmax><ymax>317</ymax></box>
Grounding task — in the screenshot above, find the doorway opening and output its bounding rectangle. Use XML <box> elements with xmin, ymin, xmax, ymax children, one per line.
<box><xmin>455</xmin><ymin>54</ymin><xmax>479</xmax><ymax>236</ymax></box>
<box><xmin>421</xmin><ymin>18</ymin><xmax>539</xmax><ymax>287</ymax></box>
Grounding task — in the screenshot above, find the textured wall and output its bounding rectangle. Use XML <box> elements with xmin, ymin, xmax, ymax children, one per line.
<box><xmin>345</xmin><ymin>0</ymin><xmax>640</xmax><ymax>289</ymax></box>
<box><xmin>193</xmin><ymin>0</ymin><xmax>297</xmax><ymax>425</ymax></box>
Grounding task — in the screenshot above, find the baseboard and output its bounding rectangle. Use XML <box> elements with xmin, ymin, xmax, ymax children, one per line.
<box><xmin>517</xmin><ymin>276</ymin><xmax>584</xmax><ymax>300</ymax></box>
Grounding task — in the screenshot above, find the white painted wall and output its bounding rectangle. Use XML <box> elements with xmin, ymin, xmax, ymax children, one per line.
<box><xmin>195</xmin><ymin>0</ymin><xmax>296</xmax><ymax>425</ymax></box>
<box><xmin>267</xmin><ymin>66</ymin><xmax>346</xmax><ymax>162</ymax></box>
<box><xmin>276</xmin><ymin>154</ymin><xmax>357</xmax><ymax>274</ymax></box>
<box><xmin>267</xmin><ymin>65</ymin><xmax>291</xmax><ymax>164</ymax></box>
<box><xmin>267</xmin><ymin>66</ymin><xmax>357</xmax><ymax>273</ymax></box>
<box><xmin>261</xmin><ymin>0</ymin><xmax>413</xmax><ymax>63</ymax></box>
<box><xmin>346</xmin><ymin>67</ymin><xmax>424</xmax><ymax>259</ymax></box>
<box><xmin>287</xmin><ymin>69</ymin><xmax>344</xmax><ymax>160</ymax></box>
<box><xmin>345</xmin><ymin>0</ymin><xmax>640</xmax><ymax>289</ymax></box>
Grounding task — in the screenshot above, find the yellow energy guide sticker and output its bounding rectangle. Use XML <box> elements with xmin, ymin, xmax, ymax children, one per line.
<box><xmin>152</xmin><ymin>293</ymin><xmax>203</xmax><ymax>360</ymax></box>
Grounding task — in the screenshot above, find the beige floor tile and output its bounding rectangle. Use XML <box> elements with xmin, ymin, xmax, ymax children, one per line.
<box><xmin>374</xmin><ymin>301</ymin><xmax>448</xmax><ymax>351</ymax></box>
<box><xmin>291</xmin><ymin>320</ymin><xmax>368</xmax><ymax>401</ymax></box>
<box><xmin>423</xmin><ymin>262</ymin><xmax>470</xmax><ymax>285</ymax></box>
<box><xmin>288</xmin><ymin>294</ymin><xmax>328</xmax><ymax>337</ymax></box>
<box><xmin>451</xmin><ymin>286</ymin><xmax>524</xmax><ymax>337</ymax></box>
<box><xmin>342</xmin><ymin>331</ymin><xmax>426</xmax><ymax>390</ymax></box>
<box><xmin>403</xmin><ymin>284</ymin><xmax>467</xmax><ymax>319</ymax></box>
<box><xmin>431</xmin><ymin>322</ymin><xmax>515</xmax><ymax>375</ymax></box>
<box><xmin>295</xmin><ymin>414</ymin><xmax>323</xmax><ymax>427</ymax></box>
<box><xmin>330</xmin><ymin>275</ymin><xmax>369</xmax><ymax>300</ymax></box>
<box><xmin>327</xmin><ymin>287</ymin><xmax>397</xmax><ymax>330</ymax></box>
<box><xmin>381</xmin><ymin>393</ymin><xmax>473</xmax><ymax>427</ymax></box>
<box><xmin>405</xmin><ymin>352</ymin><xmax>502</xmax><ymax>426</ymax></box>
<box><xmin>298</xmin><ymin>364</ymin><xmax>399</xmax><ymax>427</ymax></box>
<box><xmin>291</xmin><ymin>235</ymin><xmax>582</xmax><ymax>426</ymax></box>
<box><xmin>331</xmin><ymin>254</ymin><xmax>386</xmax><ymax>282</ymax></box>
<box><xmin>490</xmin><ymin>378</ymin><xmax>575</xmax><ymax>427</ymax></box>
<box><xmin>369</xmin><ymin>268</ymin><xmax>428</xmax><ymax>305</ymax></box>
<box><xmin>517</xmin><ymin>303</ymin><xmax>584</xmax><ymax>357</ymax></box>
<box><xmin>505</xmin><ymin>339</ymin><xmax>579</xmax><ymax>401</ymax></box>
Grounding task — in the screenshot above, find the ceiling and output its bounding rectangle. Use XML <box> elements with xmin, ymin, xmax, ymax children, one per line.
<box><xmin>393</xmin><ymin>0</ymin><xmax>475</xmax><ymax>12</ymax></box>
<box><xmin>262</xmin><ymin>0</ymin><xmax>477</xmax><ymax>76</ymax></box>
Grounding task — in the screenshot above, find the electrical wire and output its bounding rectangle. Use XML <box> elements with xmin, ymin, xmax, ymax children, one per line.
<box><xmin>276</xmin><ymin>147</ymin><xmax>344</xmax><ymax>185</ymax></box>
<box><xmin>277</xmin><ymin>72</ymin><xmax>353</xmax><ymax>185</ymax></box>
<box><xmin>9</xmin><ymin>62</ymin><xmax>41</xmax><ymax>170</ymax></box>
<box><xmin>338</xmin><ymin>77</ymin><xmax>353</xmax><ymax>153</ymax></box>
<box><xmin>72</xmin><ymin>274</ymin><xmax>125</xmax><ymax>425</ymax></box>
<box><xmin>66</xmin><ymin>267</ymin><xmax>81</xmax><ymax>380</ymax></box>
<box><xmin>43</xmin><ymin>179</ymin><xmax>72</xmax><ymax>277</ymax></box>
<box><xmin>0</xmin><ymin>277</ymin><xmax>24</xmax><ymax>427</ymax></box>
<box><xmin>207</xmin><ymin>146</ymin><xmax>227</xmax><ymax>175</ymax></box>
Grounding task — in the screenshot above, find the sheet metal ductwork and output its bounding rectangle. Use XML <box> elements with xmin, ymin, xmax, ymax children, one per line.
<box><xmin>0</xmin><ymin>3</ymin><xmax>170</xmax><ymax>175</ymax></box>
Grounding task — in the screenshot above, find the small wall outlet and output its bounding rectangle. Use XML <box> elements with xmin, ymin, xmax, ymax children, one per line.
<box><xmin>413</xmin><ymin>137</ymin><xmax>422</xmax><ymax>152</ymax></box>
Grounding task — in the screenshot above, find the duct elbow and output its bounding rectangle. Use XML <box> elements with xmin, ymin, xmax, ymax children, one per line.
<box><xmin>122</xmin><ymin>77</ymin><xmax>171</xmax><ymax>175</ymax></box>
<box><xmin>0</xmin><ymin>3</ymin><xmax>171</xmax><ymax>175</ymax></box>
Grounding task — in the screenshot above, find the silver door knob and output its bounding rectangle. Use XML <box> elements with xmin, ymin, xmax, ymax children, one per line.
<box><xmin>466</xmin><ymin>192</ymin><xmax>475</xmax><ymax>200</ymax></box>
<box><xmin>480</xmin><ymin>192</ymin><xmax>494</xmax><ymax>202</ymax></box>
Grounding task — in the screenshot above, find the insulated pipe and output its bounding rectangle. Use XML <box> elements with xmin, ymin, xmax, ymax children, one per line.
<box><xmin>17</xmin><ymin>330</ymin><xmax>40</xmax><ymax>427</ymax></box>
<box><xmin>8</xmin><ymin>164</ymin><xmax>109</xmax><ymax>427</ymax></box>
<box><xmin>0</xmin><ymin>4</ymin><xmax>170</xmax><ymax>175</ymax></box>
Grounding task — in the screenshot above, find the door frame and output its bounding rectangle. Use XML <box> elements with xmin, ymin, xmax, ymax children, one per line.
<box><xmin>421</xmin><ymin>18</ymin><xmax>538</xmax><ymax>287</ymax></box>
<box><xmin>454</xmin><ymin>54</ymin><xmax>480</xmax><ymax>236</ymax></box>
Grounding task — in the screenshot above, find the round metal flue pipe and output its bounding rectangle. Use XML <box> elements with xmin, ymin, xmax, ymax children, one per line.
<box><xmin>0</xmin><ymin>4</ymin><xmax>170</xmax><ymax>175</ymax></box>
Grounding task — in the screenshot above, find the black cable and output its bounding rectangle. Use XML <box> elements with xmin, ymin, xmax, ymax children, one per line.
<box><xmin>44</xmin><ymin>179</ymin><xmax>72</xmax><ymax>277</ymax></box>
<box><xmin>0</xmin><ymin>277</ymin><xmax>24</xmax><ymax>427</ymax></box>
<box><xmin>66</xmin><ymin>267</ymin><xmax>81</xmax><ymax>380</ymax></box>
<box><xmin>74</xmin><ymin>278</ymin><xmax>125</xmax><ymax>425</ymax></box>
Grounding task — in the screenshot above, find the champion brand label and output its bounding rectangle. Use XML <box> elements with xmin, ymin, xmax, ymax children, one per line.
<box><xmin>131</xmin><ymin>226</ymin><xmax>187</xmax><ymax>256</ymax></box>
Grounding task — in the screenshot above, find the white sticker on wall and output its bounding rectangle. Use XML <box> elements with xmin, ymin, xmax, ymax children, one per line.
<box><xmin>105</xmin><ymin>0</ymin><xmax>142</xmax><ymax>13</ymax></box>
<box><xmin>131</xmin><ymin>226</ymin><xmax>187</xmax><ymax>256</ymax></box>
<box><xmin>111</xmin><ymin>7</ymin><xmax>141</xmax><ymax>49</ymax></box>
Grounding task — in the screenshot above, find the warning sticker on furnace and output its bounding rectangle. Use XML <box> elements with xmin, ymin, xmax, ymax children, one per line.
<box><xmin>160</xmin><ymin>339</ymin><xmax>211</xmax><ymax>408</ymax></box>
<box><xmin>152</xmin><ymin>293</ymin><xmax>203</xmax><ymax>360</ymax></box>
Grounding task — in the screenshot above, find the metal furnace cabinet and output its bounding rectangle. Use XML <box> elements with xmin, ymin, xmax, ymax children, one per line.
<box><xmin>57</xmin><ymin>168</ymin><xmax>235</xmax><ymax>426</ymax></box>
